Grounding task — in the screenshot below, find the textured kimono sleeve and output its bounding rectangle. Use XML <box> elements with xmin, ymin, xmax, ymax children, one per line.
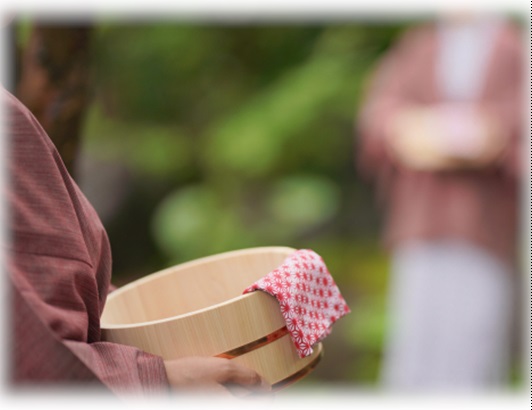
<box><xmin>4</xmin><ymin>87</ymin><xmax>169</xmax><ymax>396</ymax></box>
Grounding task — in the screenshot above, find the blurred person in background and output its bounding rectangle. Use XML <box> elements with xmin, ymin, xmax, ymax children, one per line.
<box><xmin>356</xmin><ymin>13</ymin><xmax>524</xmax><ymax>391</ymax></box>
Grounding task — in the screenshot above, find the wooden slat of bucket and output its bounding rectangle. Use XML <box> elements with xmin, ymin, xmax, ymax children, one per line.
<box><xmin>101</xmin><ymin>291</ymin><xmax>286</xmax><ymax>358</ymax></box>
<box><xmin>101</xmin><ymin>247</ymin><xmax>295</xmax><ymax>325</ymax></box>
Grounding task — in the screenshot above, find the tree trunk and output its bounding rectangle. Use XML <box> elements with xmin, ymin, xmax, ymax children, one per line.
<box><xmin>16</xmin><ymin>24</ymin><xmax>93</xmax><ymax>178</ymax></box>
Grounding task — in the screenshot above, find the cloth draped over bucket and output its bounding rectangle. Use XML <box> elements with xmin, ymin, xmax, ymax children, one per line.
<box><xmin>243</xmin><ymin>249</ymin><xmax>350</xmax><ymax>358</ymax></box>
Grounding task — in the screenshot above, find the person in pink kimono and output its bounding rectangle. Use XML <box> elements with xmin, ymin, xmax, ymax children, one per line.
<box><xmin>4</xmin><ymin>87</ymin><xmax>269</xmax><ymax>396</ymax></box>
<box><xmin>356</xmin><ymin>14</ymin><xmax>524</xmax><ymax>390</ymax></box>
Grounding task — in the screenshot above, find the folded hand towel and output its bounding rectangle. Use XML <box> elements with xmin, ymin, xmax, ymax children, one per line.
<box><xmin>243</xmin><ymin>249</ymin><xmax>350</xmax><ymax>358</ymax></box>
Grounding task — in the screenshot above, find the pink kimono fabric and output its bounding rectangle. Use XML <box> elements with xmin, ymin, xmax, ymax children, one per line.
<box><xmin>4</xmin><ymin>88</ymin><xmax>169</xmax><ymax>395</ymax></box>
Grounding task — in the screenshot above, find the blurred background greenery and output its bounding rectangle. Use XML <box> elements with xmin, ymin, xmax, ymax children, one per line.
<box><xmin>12</xmin><ymin>17</ymin><xmax>418</xmax><ymax>389</ymax></box>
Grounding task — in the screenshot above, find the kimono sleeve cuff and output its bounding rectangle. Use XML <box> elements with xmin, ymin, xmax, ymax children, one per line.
<box><xmin>136</xmin><ymin>351</ymin><xmax>171</xmax><ymax>395</ymax></box>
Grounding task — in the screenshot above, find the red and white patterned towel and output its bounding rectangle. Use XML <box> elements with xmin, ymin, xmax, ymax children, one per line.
<box><xmin>243</xmin><ymin>249</ymin><xmax>350</xmax><ymax>358</ymax></box>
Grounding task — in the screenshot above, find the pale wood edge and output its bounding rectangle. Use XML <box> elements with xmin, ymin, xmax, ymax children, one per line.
<box><xmin>105</xmin><ymin>246</ymin><xmax>296</xmax><ymax>303</ymax></box>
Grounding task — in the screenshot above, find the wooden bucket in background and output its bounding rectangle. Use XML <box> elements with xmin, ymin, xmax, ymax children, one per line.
<box><xmin>100</xmin><ymin>246</ymin><xmax>323</xmax><ymax>389</ymax></box>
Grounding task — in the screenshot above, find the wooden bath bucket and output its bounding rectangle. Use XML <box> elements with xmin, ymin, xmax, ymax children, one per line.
<box><xmin>100</xmin><ymin>246</ymin><xmax>323</xmax><ymax>389</ymax></box>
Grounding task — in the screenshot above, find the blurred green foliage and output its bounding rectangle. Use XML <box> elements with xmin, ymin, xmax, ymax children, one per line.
<box><xmin>85</xmin><ymin>21</ymin><xmax>405</xmax><ymax>258</ymax></box>
<box><xmin>79</xmin><ymin>20</ymin><xmax>411</xmax><ymax>387</ymax></box>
